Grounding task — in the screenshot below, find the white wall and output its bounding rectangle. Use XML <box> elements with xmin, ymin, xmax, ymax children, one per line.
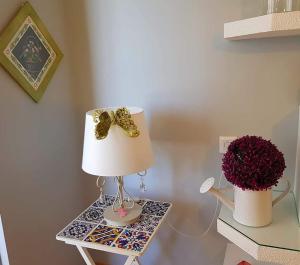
<box><xmin>68</xmin><ymin>1</ymin><xmax>300</xmax><ymax>265</ymax></box>
<box><xmin>0</xmin><ymin>1</ymin><xmax>299</xmax><ymax>265</ymax></box>
<box><xmin>0</xmin><ymin>1</ymin><xmax>87</xmax><ymax>265</ymax></box>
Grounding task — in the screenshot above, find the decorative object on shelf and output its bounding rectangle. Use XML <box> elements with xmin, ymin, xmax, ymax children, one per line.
<box><xmin>267</xmin><ymin>0</ymin><xmax>296</xmax><ymax>14</ymax></box>
<box><xmin>223</xmin><ymin>136</ymin><xmax>285</xmax><ymax>191</ymax></box>
<box><xmin>82</xmin><ymin>107</ymin><xmax>154</xmax><ymax>227</ymax></box>
<box><xmin>200</xmin><ymin>136</ymin><xmax>290</xmax><ymax>227</ymax></box>
<box><xmin>0</xmin><ymin>2</ymin><xmax>63</xmax><ymax>102</ymax></box>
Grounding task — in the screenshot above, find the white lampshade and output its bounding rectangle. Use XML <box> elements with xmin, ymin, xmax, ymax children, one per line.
<box><xmin>82</xmin><ymin>107</ymin><xmax>154</xmax><ymax>177</ymax></box>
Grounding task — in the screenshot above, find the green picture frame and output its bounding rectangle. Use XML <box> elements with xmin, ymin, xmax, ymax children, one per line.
<box><xmin>0</xmin><ymin>2</ymin><xmax>63</xmax><ymax>102</ymax></box>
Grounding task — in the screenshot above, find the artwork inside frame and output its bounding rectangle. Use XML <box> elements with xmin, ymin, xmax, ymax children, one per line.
<box><xmin>0</xmin><ymin>1</ymin><xmax>63</xmax><ymax>102</ymax></box>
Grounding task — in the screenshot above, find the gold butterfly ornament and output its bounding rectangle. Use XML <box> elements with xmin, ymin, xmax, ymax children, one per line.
<box><xmin>92</xmin><ymin>107</ymin><xmax>140</xmax><ymax>140</ymax></box>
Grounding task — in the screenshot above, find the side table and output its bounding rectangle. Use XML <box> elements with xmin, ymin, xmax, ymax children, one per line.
<box><xmin>56</xmin><ymin>195</ymin><xmax>172</xmax><ymax>265</ymax></box>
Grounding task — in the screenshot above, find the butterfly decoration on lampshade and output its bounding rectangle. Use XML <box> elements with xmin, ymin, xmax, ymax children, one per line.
<box><xmin>92</xmin><ymin>107</ymin><xmax>140</xmax><ymax>140</ymax></box>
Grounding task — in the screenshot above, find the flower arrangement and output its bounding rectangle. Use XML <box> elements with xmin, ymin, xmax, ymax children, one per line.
<box><xmin>222</xmin><ymin>136</ymin><xmax>286</xmax><ymax>191</ymax></box>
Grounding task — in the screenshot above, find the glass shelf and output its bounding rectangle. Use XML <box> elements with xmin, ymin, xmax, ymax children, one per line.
<box><xmin>218</xmin><ymin>192</ymin><xmax>300</xmax><ymax>252</ymax></box>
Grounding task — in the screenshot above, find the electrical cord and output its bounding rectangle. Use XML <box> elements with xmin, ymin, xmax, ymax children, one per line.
<box><xmin>166</xmin><ymin>172</ymin><xmax>224</xmax><ymax>239</ymax></box>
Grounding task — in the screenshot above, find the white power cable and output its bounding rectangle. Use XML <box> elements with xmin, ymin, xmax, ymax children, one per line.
<box><xmin>166</xmin><ymin>172</ymin><xmax>224</xmax><ymax>239</ymax></box>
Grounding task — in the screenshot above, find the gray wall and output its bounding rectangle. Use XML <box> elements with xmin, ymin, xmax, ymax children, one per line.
<box><xmin>0</xmin><ymin>1</ymin><xmax>87</xmax><ymax>265</ymax></box>
<box><xmin>0</xmin><ymin>1</ymin><xmax>300</xmax><ymax>265</ymax></box>
<box><xmin>71</xmin><ymin>1</ymin><xmax>300</xmax><ymax>265</ymax></box>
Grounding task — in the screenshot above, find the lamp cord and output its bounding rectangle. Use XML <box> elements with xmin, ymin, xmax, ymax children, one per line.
<box><xmin>166</xmin><ymin>172</ymin><xmax>224</xmax><ymax>239</ymax></box>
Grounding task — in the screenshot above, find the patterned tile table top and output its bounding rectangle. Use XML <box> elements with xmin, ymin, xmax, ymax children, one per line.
<box><xmin>56</xmin><ymin>195</ymin><xmax>172</xmax><ymax>256</ymax></box>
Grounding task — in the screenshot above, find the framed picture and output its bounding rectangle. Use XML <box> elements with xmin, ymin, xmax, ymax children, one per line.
<box><xmin>0</xmin><ymin>2</ymin><xmax>63</xmax><ymax>102</ymax></box>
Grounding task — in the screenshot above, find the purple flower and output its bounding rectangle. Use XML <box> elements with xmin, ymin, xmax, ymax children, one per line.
<box><xmin>222</xmin><ymin>136</ymin><xmax>286</xmax><ymax>191</ymax></box>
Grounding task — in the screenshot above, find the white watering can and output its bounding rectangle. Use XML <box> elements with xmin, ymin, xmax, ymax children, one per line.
<box><xmin>200</xmin><ymin>177</ymin><xmax>290</xmax><ymax>227</ymax></box>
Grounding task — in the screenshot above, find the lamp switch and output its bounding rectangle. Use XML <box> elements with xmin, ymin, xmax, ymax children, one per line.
<box><xmin>219</xmin><ymin>136</ymin><xmax>237</xmax><ymax>154</ymax></box>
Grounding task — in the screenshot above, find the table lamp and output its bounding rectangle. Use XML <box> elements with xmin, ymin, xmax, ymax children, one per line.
<box><xmin>82</xmin><ymin>107</ymin><xmax>154</xmax><ymax>226</ymax></box>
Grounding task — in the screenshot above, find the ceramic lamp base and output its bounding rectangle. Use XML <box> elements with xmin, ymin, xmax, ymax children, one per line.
<box><xmin>103</xmin><ymin>204</ymin><xmax>143</xmax><ymax>227</ymax></box>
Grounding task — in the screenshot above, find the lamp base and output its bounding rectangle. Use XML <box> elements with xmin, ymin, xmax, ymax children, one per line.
<box><xmin>103</xmin><ymin>204</ymin><xmax>143</xmax><ymax>227</ymax></box>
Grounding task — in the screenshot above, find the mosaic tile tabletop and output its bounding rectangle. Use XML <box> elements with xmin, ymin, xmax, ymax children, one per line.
<box><xmin>56</xmin><ymin>195</ymin><xmax>172</xmax><ymax>256</ymax></box>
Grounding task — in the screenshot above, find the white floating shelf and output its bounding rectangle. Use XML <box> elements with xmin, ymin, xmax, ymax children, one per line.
<box><xmin>223</xmin><ymin>243</ymin><xmax>278</xmax><ymax>265</ymax></box>
<box><xmin>224</xmin><ymin>11</ymin><xmax>300</xmax><ymax>40</ymax></box>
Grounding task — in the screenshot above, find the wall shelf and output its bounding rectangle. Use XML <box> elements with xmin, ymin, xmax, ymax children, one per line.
<box><xmin>217</xmin><ymin>192</ymin><xmax>300</xmax><ymax>265</ymax></box>
<box><xmin>223</xmin><ymin>243</ymin><xmax>278</xmax><ymax>265</ymax></box>
<box><xmin>224</xmin><ymin>11</ymin><xmax>300</xmax><ymax>40</ymax></box>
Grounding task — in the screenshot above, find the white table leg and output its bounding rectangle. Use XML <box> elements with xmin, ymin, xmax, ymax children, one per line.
<box><xmin>76</xmin><ymin>245</ymin><xmax>140</xmax><ymax>265</ymax></box>
<box><xmin>76</xmin><ymin>245</ymin><xmax>96</xmax><ymax>265</ymax></box>
<box><xmin>124</xmin><ymin>256</ymin><xmax>141</xmax><ymax>265</ymax></box>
